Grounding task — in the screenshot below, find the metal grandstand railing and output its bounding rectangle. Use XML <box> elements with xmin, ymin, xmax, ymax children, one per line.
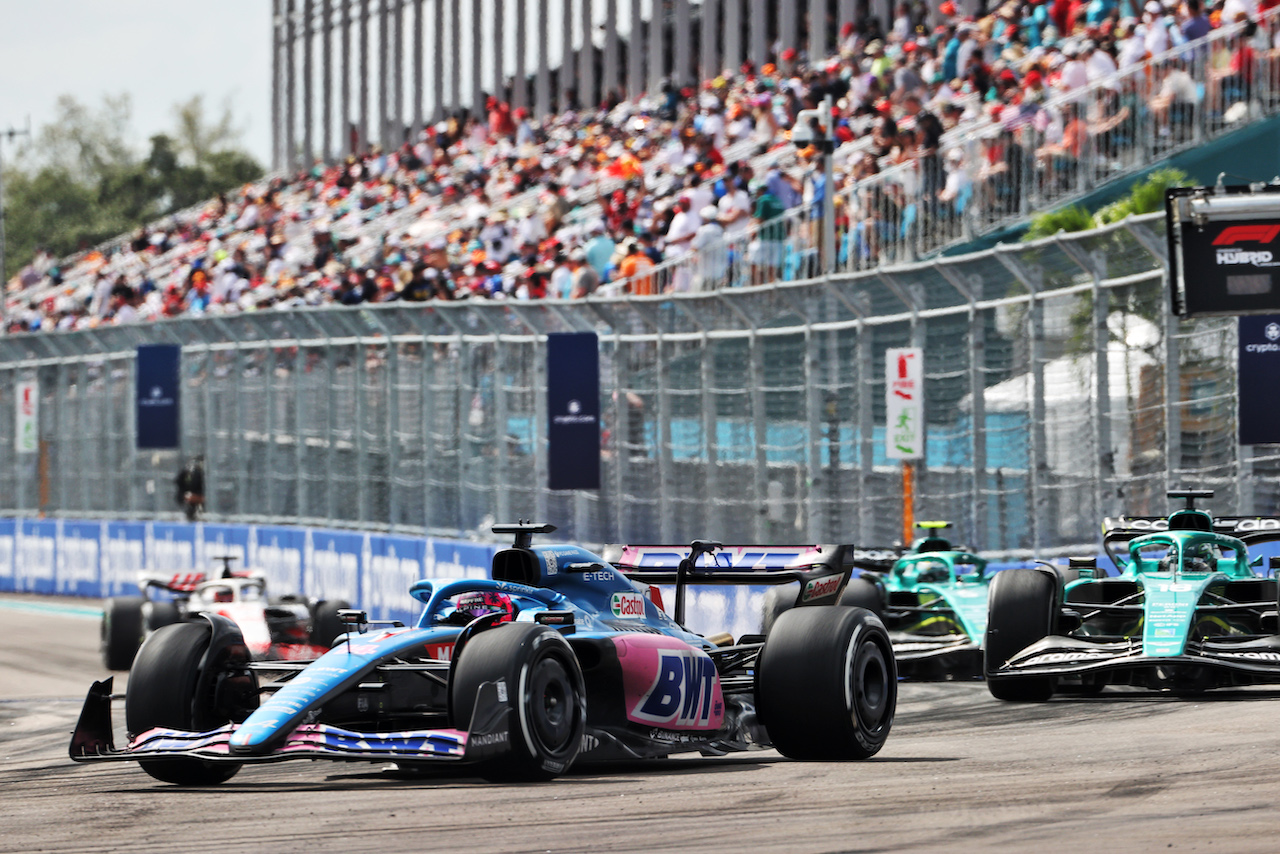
<box><xmin>0</xmin><ymin>211</ymin><xmax>1272</xmax><ymax>557</ymax></box>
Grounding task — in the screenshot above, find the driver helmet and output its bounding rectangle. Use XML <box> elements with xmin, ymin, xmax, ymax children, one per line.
<box><xmin>445</xmin><ymin>591</ymin><xmax>516</xmax><ymax>626</ymax></box>
<box><xmin>213</xmin><ymin>588</ymin><xmax>233</xmax><ymax>603</ymax></box>
<box><xmin>1184</xmin><ymin>542</ymin><xmax>1218</xmax><ymax>573</ymax></box>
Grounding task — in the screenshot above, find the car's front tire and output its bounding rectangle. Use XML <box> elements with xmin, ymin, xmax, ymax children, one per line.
<box><xmin>984</xmin><ymin>569</ymin><xmax>1058</xmax><ymax>702</ymax></box>
<box><xmin>126</xmin><ymin>621</ymin><xmax>248</xmax><ymax>785</ymax></box>
<box><xmin>451</xmin><ymin>623</ymin><xmax>586</xmax><ymax>781</ymax></box>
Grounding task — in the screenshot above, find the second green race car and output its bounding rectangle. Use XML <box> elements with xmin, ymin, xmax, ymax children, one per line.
<box><xmin>765</xmin><ymin>523</ymin><xmax>996</xmax><ymax>680</ymax></box>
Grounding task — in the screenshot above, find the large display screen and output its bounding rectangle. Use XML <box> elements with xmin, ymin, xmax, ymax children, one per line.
<box><xmin>1167</xmin><ymin>187</ymin><xmax>1280</xmax><ymax>317</ymax></box>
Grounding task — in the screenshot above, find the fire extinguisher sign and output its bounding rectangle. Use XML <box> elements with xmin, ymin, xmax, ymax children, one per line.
<box><xmin>885</xmin><ymin>348</ymin><xmax>923</xmax><ymax>460</ymax></box>
<box><xmin>15</xmin><ymin>380</ymin><xmax>37</xmax><ymax>454</ymax></box>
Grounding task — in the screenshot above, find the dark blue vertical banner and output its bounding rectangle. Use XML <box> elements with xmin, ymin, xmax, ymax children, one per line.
<box><xmin>136</xmin><ymin>344</ymin><xmax>181</xmax><ymax>449</ymax></box>
<box><xmin>547</xmin><ymin>332</ymin><xmax>600</xmax><ymax>490</ymax></box>
<box><xmin>1239</xmin><ymin>315</ymin><xmax>1280</xmax><ymax>444</ymax></box>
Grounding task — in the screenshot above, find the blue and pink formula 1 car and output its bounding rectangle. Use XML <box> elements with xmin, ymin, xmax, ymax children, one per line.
<box><xmin>70</xmin><ymin>524</ymin><xmax>895</xmax><ymax>784</ymax></box>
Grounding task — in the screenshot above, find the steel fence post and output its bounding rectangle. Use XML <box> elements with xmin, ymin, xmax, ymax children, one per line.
<box><xmin>995</xmin><ymin>248</ymin><xmax>1046</xmax><ymax>553</ymax></box>
<box><xmin>804</xmin><ymin>323</ymin><xmax>823</xmax><ymax>542</ymax></box>
<box><xmin>610</xmin><ymin>334</ymin><xmax>628</xmax><ymax>541</ymax></box>
<box><xmin>857</xmin><ymin>318</ymin><xmax>874</xmax><ymax>546</ymax></box>
<box><xmin>126</xmin><ymin>355</ymin><xmax>139</xmax><ymax>516</ymax></box>
<box><xmin>494</xmin><ymin>337</ymin><xmax>510</xmax><ymax>525</ymax></box>
<box><xmin>534</xmin><ymin>331</ymin><xmax>549</xmax><ymax>528</ymax></box>
<box><xmin>700</xmin><ymin>331</ymin><xmax>720</xmax><ymax>540</ymax></box>
<box><xmin>939</xmin><ymin>267</ymin><xmax>987</xmax><ymax>551</ymax></box>
<box><xmin>657</xmin><ymin>331</ymin><xmax>676</xmax><ymax>542</ymax></box>
<box><xmin>292</xmin><ymin>331</ymin><xmax>307</xmax><ymax>521</ymax></box>
<box><xmin>355</xmin><ymin>331</ymin><xmax>368</xmax><ymax>526</ymax></box>
<box><xmin>1057</xmin><ymin>238</ymin><xmax>1114</xmax><ymax>523</ymax></box>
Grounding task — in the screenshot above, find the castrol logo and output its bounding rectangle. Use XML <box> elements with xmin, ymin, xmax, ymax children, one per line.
<box><xmin>802</xmin><ymin>576</ymin><xmax>841</xmax><ymax>602</ymax></box>
<box><xmin>611</xmin><ymin>591</ymin><xmax>646</xmax><ymax>618</ymax></box>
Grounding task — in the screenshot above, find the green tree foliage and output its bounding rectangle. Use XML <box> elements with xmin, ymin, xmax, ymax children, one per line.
<box><xmin>1095</xmin><ymin>168</ymin><xmax>1190</xmax><ymax>225</ymax></box>
<box><xmin>1021</xmin><ymin>204</ymin><xmax>1095</xmax><ymax>241</ymax></box>
<box><xmin>2</xmin><ymin>94</ymin><xmax>262</xmax><ymax>279</ymax></box>
<box><xmin>1020</xmin><ymin>169</ymin><xmax>1192</xmax><ymax>357</ymax></box>
<box><xmin>1023</xmin><ymin>169</ymin><xmax>1191</xmax><ymax>240</ymax></box>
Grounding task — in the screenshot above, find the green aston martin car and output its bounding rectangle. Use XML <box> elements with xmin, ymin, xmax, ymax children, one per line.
<box><xmin>985</xmin><ymin>490</ymin><xmax>1280</xmax><ymax>701</ymax></box>
<box><xmin>764</xmin><ymin>523</ymin><xmax>995</xmax><ymax>679</ymax></box>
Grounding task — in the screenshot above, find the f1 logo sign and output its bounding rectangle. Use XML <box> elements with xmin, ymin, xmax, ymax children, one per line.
<box><xmin>1212</xmin><ymin>225</ymin><xmax>1280</xmax><ymax>245</ymax></box>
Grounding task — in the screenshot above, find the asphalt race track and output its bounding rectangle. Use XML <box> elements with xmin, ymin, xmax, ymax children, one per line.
<box><xmin>4</xmin><ymin>593</ymin><xmax>1280</xmax><ymax>854</ymax></box>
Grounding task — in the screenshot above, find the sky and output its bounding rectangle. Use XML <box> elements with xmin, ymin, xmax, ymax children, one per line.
<box><xmin>0</xmin><ymin>1</ymin><xmax>273</xmax><ymax>166</ymax></box>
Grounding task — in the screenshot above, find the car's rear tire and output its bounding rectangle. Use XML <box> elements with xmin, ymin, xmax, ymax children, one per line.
<box><xmin>757</xmin><ymin>606</ymin><xmax>896</xmax><ymax>759</ymax></box>
<box><xmin>310</xmin><ymin>599</ymin><xmax>351</xmax><ymax>647</ymax></box>
<box><xmin>838</xmin><ymin>577</ymin><xmax>884</xmax><ymax>618</ymax></box>
<box><xmin>126</xmin><ymin>622</ymin><xmax>244</xmax><ymax>785</ymax></box>
<box><xmin>451</xmin><ymin>623</ymin><xmax>586</xmax><ymax>781</ymax></box>
<box><xmin>985</xmin><ymin>569</ymin><xmax>1058</xmax><ymax>702</ymax></box>
<box><xmin>101</xmin><ymin>596</ymin><xmax>145</xmax><ymax>671</ymax></box>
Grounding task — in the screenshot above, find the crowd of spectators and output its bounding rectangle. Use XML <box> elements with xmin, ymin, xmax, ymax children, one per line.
<box><xmin>7</xmin><ymin>0</ymin><xmax>1275</xmax><ymax>332</ymax></box>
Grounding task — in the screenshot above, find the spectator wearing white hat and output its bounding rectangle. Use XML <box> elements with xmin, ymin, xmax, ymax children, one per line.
<box><xmin>1059</xmin><ymin>42</ymin><xmax>1090</xmax><ymax>94</ymax></box>
<box><xmin>1144</xmin><ymin>1</ymin><xmax>1172</xmax><ymax>57</ymax></box>
<box><xmin>690</xmin><ymin>205</ymin><xmax>728</xmax><ymax>292</ymax></box>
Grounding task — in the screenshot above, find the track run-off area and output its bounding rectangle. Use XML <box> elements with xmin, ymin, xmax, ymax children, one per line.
<box><xmin>3</xmin><ymin>593</ymin><xmax>1279</xmax><ymax>853</ymax></box>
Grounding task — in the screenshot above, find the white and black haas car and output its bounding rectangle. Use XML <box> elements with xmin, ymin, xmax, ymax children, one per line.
<box><xmin>100</xmin><ymin>555</ymin><xmax>350</xmax><ymax>670</ymax></box>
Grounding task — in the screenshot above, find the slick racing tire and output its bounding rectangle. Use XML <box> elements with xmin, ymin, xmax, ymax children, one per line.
<box><xmin>838</xmin><ymin>577</ymin><xmax>884</xmax><ymax>619</ymax></box>
<box><xmin>126</xmin><ymin>622</ymin><xmax>246</xmax><ymax>785</ymax></box>
<box><xmin>451</xmin><ymin>623</ymin><xmax>586</xmax><ymax>781</ymax></box>
<box><xmin>101</xmin><ymin>596</ymin><xmax>145</xmax><ymax>671</ymax></box>
<box><xmin>984</xmin><ymin>569</ymin><xmax>1058</xmax><ymax>702</ymax></box>
<box><xmin>757</xmin><ymin>606</ymin><xmax>896</xmax><ymax>760</ymax></box>
<box><xmin>310</xmin><ymin>599</ymin><xmax>352</xmax><ymax>647</ymax></box>
<box><xmin>760</xmin><ymin>585</ymin><xmax>795</xmax><ymax>634</ymax></box>
<box><xmin>143</xmin><ymin>599</ymin><xmax>181</xmax><ymax>632</ymax></box>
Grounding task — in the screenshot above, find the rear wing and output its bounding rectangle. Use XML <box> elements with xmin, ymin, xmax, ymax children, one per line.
<box><xmin>138</xmin><ymin>568</ymin><xmax>265</xmax><ymax>595</ymax></box>
<box><xmin>611</xmin><ymin>543</ymin><xmax>854</xmax><ymax>627</ymax></box>
<box><xmin>847</xmin><ymin>547</ymin><xmax>902</xmax><ymax>572</ymax></box>
<box><xmin>1102</xmin><ymin>516</ymin><xmax>1280</xmax><ymax>568</ymax></box>
<box><xmin>139</xmin><ymin>572</ymin><xmax>209</xmax><ymax>594</ymax></box>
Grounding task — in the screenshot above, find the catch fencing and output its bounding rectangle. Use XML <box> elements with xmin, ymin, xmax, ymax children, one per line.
<box><xmin>0</xmin><ymin>211</ymin><xmax>1269</xmax><ymax>555</ymax></box>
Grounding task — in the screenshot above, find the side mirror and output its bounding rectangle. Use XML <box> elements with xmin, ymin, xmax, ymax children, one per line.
<box><xmin>337</xmin><ymin>609</ymin><xmax>368</xmax><ymax>626</ymax></box>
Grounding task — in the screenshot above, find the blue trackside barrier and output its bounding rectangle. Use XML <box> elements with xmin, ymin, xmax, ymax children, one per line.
<box><xmin>0</xmin><ymin>518</ymin><xmax>499</xmax><ymax>629</ymax></box>
<box><xmin>6</xmin><ymin>519</ymin><xmax>1154</xmax><ymax>638</ymax></box>
<box><xmin>0</xmin><ymin>518</ymin><xmax>765</xmax><ymax>636</ymax></box>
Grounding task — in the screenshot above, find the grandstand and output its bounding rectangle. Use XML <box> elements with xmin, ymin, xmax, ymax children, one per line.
<box><xmin>9</xmin><ymin>3</ymin><xmax>1280</xmax><ymax>331</ymax></box>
